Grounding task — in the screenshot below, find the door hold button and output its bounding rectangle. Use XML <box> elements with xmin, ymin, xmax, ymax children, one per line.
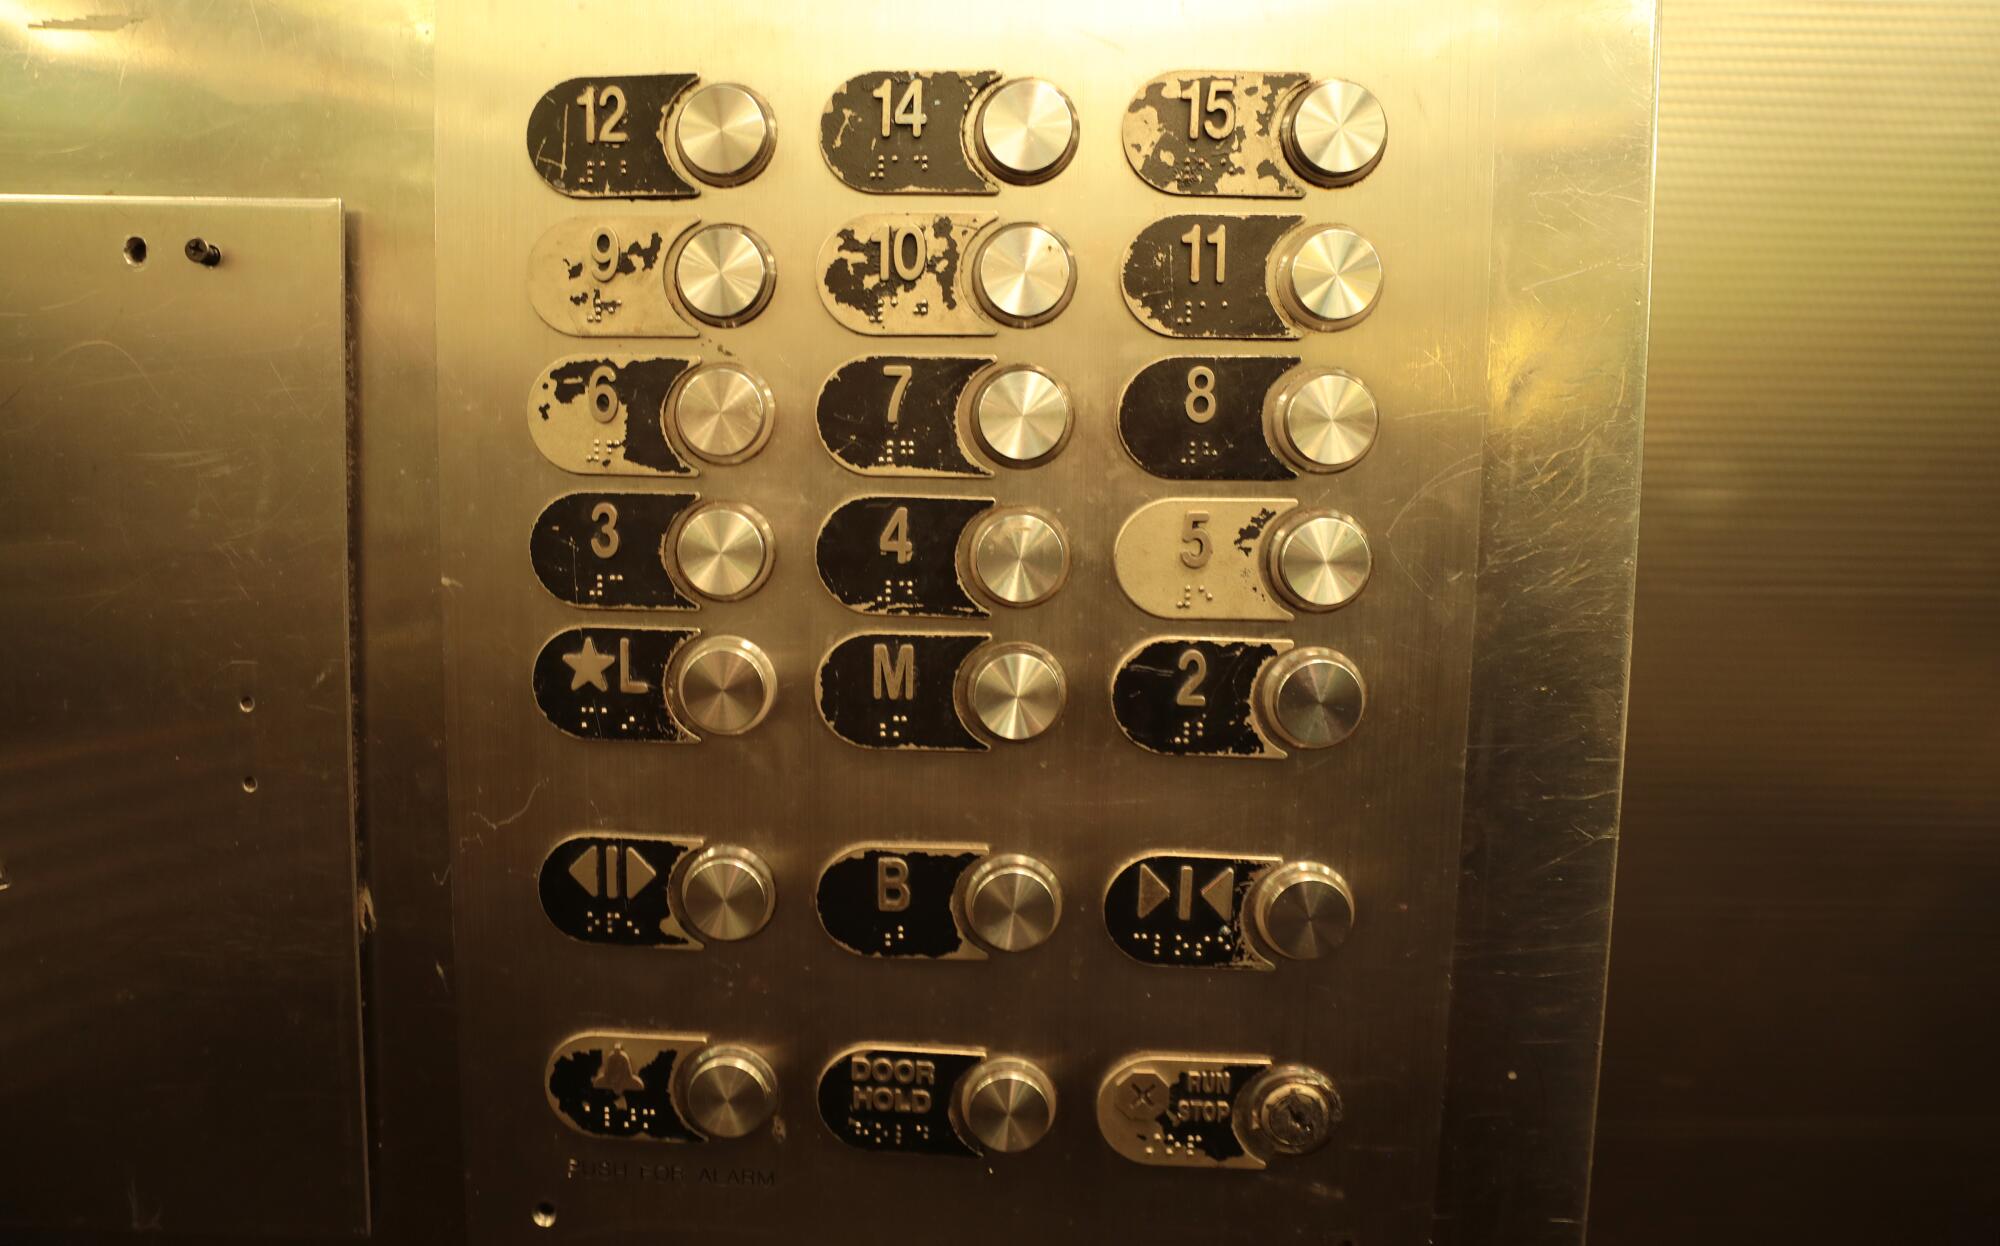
<box><xmin>956</xmin><ymin>1056</ymin><xmax>1056</xmax><ymax>1153</ymax></box>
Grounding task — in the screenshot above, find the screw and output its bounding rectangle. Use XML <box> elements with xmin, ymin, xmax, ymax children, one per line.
<box><xmin>184</xmin><ymin>237</ymin><xmax>222</xmax><ymax>267</ymax></box>
<box><xmin>1113</xmin><ymin>1069</ymin><xmax>1167</xmax><ymax>1121</ymax></box>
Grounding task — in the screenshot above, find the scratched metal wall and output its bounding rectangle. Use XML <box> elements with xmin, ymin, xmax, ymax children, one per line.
<box><xmin>1592</xmin><ymin>2</ymin><xmax>2000</xmax><ymax>1241</ymax></box>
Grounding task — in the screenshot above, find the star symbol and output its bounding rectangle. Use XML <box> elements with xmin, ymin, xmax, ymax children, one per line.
<box><xmin>562</xmin><ymin>636</ymin><xmax>616</xmax><ymax>692</ymax></box>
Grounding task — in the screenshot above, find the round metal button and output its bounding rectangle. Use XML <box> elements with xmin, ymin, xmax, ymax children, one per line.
<box><xmin>1268</xmin><ymin>510</ymin><xmax>1371</xmax><ymax>611</ymax></box>
<box><xmin>1257</xmin><ymin>647</ymin><xmax>1366</xmax><ymax>750</ymax></box>
<box><xmin>973</xmin><ymin>366</ymin><xmax>1071</xmax><ymax>466</ymax></box>
<box><xmin>682</xmin><ymin>1044</ymin><xmax>778</xmax><ymax>1139</ymax></box>
<box><xmin>673</xmin><ymin>504</ymin><xmax>771</xmax><ymax>601</ymax></box>
<box><xmin>674</xmin><ymin>83</ymin><xmax>775</xmax><ymax>185</ymax></box>
<box><xmin>1284</xmin><ymin>78</ymin><xmax>1387</xmax><ymax>186</ymax></box>
<box><xmin>973</xmin><ymin>223</ymin><xmax>1074</xmax><ymax>327</ymax></box>
<box><xmin>673</xmin><ymin>635</ymin><xmax>775</xmax><ymax>737</ymax></box>
<box><xmin>957</xmin><ymin>1057</ymin><xmax>1055</xmax><ymax>1154</ymax></box>
<box><xmin>976</xmin><ymin>78</ymin><xmax>1078</xmax><ymax>183</ymax></box>
<box><xmin>671</xmin><ymin>364</ymin><xmax>771</xmax><ymax>463</ymax></box>
<box><xmin>959</xmin><ymin>853</ymin><xmax>1061</xmax><ymax>953</ymax></box>
<box><xmin>1274</xmin><ymin>370</ymin><xmax>1377</xmax><ymax>472</ymax></box>
<box><xmin>676</xmin><ymin>845</ymin><xmax>775</xmax><ymax>942</ymax></box>
<box><xmin>962</xmin><ymin>642</ymin><xmax>1065</xmax><ymax>742</ymax></box>
<box><xmin>1249</xmin><ymin>861</ymin><xmax>1355</xmax><ymax>960</ymax></box>
<box><xmin>1282</xmin><ymin>225</ymin><xmax>1382</xmax><ymax>329</ymax></box>
<box><xmin>674</xmin><ymin>224</ymin><xmax>774</xmax><ymax>326</ymax></box>
<box><xmin>967</xmin><ymin>509</ymin><xmax>1068</xmax><ymax>607</ymax></box>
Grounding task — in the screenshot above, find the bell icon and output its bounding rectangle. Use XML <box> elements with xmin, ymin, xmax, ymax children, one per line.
<box><xmin>591</xmin><ymin>1044</ymin><xmax>646</xmax><ymax>1101</ymax></box>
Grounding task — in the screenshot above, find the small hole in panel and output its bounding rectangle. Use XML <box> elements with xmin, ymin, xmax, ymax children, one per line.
<box><xmin>241</xmin><ymin>776</ymin><xmax>258</xmax><ymax>793</ymax></box>
<box><xmin>123</xmin><ymin>236</ymin><xmax>148</xmax><ymax>265</ymax></box>
<box><xmin>532</xmin><ymin>1202</ymin><xmax>557</xmax><ymax>1229</ymax></box>
<box><xmin>239</xmin><ymin>694</ymin><xmax>256</xmax><ymax>712</ymax></box>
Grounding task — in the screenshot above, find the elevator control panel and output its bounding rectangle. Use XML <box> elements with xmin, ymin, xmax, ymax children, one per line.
<box><xmin>440</xmin><ymin>7</ymin><xmax>1491</xmax><ymax>1242</ymax></box>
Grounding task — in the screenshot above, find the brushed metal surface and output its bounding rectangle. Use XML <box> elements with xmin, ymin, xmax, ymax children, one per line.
<box><xmin>0</xmin><ymin>4</ymin><xmax>459</xmax><ymax>1239</ymax></box>
<box><xmin>1434</xmin><ymin>0</ymin><xmax>1656</xmax><ymax>1240</ymax></box>
<box><xmin>1594</xmin><ymin>2</ymin><xmax>2000</xmax><ymax>1241</ymax></box>
<box><xmin>437</xmin><ymin>2</ymin><xmax>1499</xmax><ymax>1240</ymax></box>
<box><xmin>0</xmin><ymin>195</ymin><xmax>363</xmax><ymax>1233</ymax></box>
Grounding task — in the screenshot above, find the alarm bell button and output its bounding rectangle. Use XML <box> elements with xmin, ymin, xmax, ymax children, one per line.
<box><xmin>682</xmin><ymin>1044</ymin><xmax>778</xmax><ymax>1138</ymax></box>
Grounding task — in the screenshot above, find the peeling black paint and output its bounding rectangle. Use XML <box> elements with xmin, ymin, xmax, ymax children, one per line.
<box><xmin>533</xmin><ymin>626</ymin><xmax>698</xmax><ymax>742</ymax></box>
<box><xmin>819</xmin><ymin>71</ymin><xmax>999</xmax><ymax>194</ymax></box>
<box><xmin>817</xmin><ymin>847</ymin><xmax>980</xmax><ymax>958</ymax></box>
<box><xmin>1112</xmin><ymin>637</ymin><xmax>1281</xmax><ymax>757</ymax></box>
<box><xmin>816</xmin><ymin>631</ymin><xmax>988</xmax><ymax>752</ymax></box>
<box><xmin>531</xmin><ymin>492</ymin><xmax>699</xmax><ymax>609</ymax></box>
<box><xmin>539</xmin><ymin>835</ymin><xmax>696</xmax><ymax>947</ymax></box>
<box><xmin>548</xmin><ymin>1044</ymin><xmax>700</xmax><ymax>1141</ymax></box>
<box><xmin>527</xmin><ymin>74</ymin><xmax>700</xmax><ymax>199</ymax></box>
<box><xmin>816</xmin><ymin>495</ymin><xmax>990</xmax><ymax>617</ymax></box>
<box><xmin>534</xmin><ymin>356</ymin><xmax>696</xmax><ymax>476</ymax></box>
<box><xmin>818</xmin><ymin>356</ymin><xmax>991</xmax><ymax>477</ymax></box>
<box><xmin>1119</xmin><ymin>355</ymin><xmax>1300</xmax><ymax>480</ymax></box>
<box><xmin>819</xmin><ymin>1046</ymin><xmax>983</xmax><ymax>1157</ymax></box>
<box><xmin>1122</xmin><ymin>72</ymin><xmax>1309</xmax><ymax>198</ymax></box>
<box><xmin>1105</xmin><ymin>852</ymin><xmax>1273</xmax><ymax>968</ymax></box>
<box><xmin>821</xmin><ymin>216</ymin><xmax>972</xmax><ymax>330</ymax></box>
<box><xmin>1122</xmin><ymin>214</ymin><xmax>1300</xmax><ymax>340</ymax></box>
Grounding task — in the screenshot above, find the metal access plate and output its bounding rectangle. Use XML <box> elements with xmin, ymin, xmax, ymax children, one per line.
<box><xmin>0</xmin><ymin>196</ymin><xmax>365</xmax><ymax>1234</ymax></box>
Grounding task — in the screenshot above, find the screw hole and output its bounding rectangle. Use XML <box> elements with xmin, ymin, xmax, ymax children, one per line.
<box><xmin>241</xmin><ymin>776</ymin><xmax>258</xmax><ymax>793</ymax></box>
<box><xmin>239</xmin><ymin>694</ymin><xmax>256</xmax><ymax>712</ymax></box>
<box><xmin>531</xmin><ymin>1202</ymin><xmax>557</xmax><ymax>1229</ymax></box>
<box><xmin>123</xmin><ymin>236</ymin><xmax>147</xmax><ymax>265</ymax></box>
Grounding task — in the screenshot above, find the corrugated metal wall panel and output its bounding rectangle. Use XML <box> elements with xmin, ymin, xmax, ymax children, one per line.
<box><xmin>1594</xmin><ymin>3</ymin><xmax>2000</xmax><ymax>1241</ymax></box>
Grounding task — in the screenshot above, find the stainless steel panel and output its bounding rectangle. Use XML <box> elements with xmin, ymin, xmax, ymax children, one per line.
<box><xmin>0</xmin><ymin>4</ymin><xmax>457</xmax><ymax>1238</ymax></box>
<box><xmin>437</xmin><ymin>3</ymin><xmax>1508</xmax><ymax>1241</ymax></box>
<box><xmin>1595</xmin><ymin>2</ymin><xmax>2000</xmax><ymax>1241</ymax></box>
<box><xmin>0</xmin><ymin>195</ymin><xmax>364</xmax><ymax>1234</ymax></box>
<box><xmin>1432</xmin><ymin>0</ymin><xmax>1658</xmax><ymax>1240</ymax></box>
